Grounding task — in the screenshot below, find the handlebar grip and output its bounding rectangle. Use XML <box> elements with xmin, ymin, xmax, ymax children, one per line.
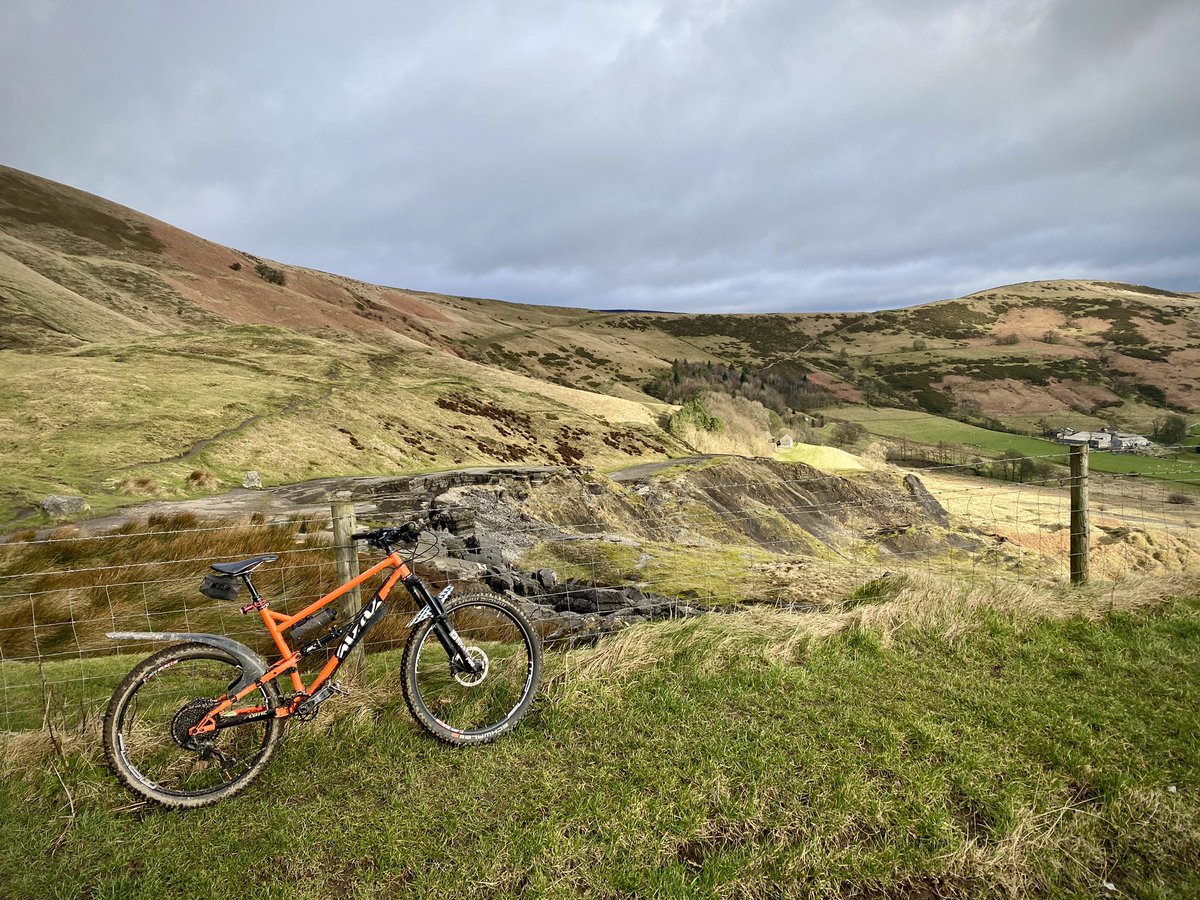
<box><xmin>350</xmin><ymin>532</ymin><xmax>372</xmax><ymax>541</ymax></box>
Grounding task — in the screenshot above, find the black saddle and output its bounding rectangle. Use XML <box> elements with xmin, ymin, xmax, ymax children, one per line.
<box><xmin>210</xmin><ymin>554</ymin><xmax>279</xmax><ymax>577</ymax></box>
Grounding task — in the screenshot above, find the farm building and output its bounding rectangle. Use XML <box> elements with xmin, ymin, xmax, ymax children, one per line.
<box><xmin>1048</xmin><ymin>427</ymin><xmax>1153</xmax><ymax>453</ymax></box>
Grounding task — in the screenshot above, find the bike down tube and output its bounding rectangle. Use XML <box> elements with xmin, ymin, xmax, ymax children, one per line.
<box><xmin>306</xmin><ymin>563</ymin><xmax>409</xmax><ymax>692</ymax></box>
<box><xmin>258</xmin><ymin>553</ymin><xmax>408</xmax><ymax>691</ymax></box>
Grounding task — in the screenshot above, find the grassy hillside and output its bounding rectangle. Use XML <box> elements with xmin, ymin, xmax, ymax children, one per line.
<box><xmin>0</xmin><ymin>325</ymin><xmax>681</xmax><ymax>523</ymax></box>
<box><xmin>2</xmin><ymin>586</ymin><xmax>1198</xmax><ymax>898</ymax></box>
<box><xmin>435</xmin><ymin>280</ymin><xmax>1200</xmax><ymax>430</ymax></box>
<box><xmin>6</xmin><ymin>164</ymin><xmax>1198</xmax><ymax>421</ymax></box>
<box><xmin>2</xmin><ymin>164</ymin><xmax>1198</xmax><ymax>525</ymax></box>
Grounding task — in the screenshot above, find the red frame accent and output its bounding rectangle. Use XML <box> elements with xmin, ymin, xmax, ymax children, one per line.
<box><xmin>191</xmin><ymin>552</ymin><xmax>411</xmax><ymax>733</ymax></box>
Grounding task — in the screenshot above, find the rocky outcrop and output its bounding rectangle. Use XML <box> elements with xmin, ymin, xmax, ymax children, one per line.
<box><xmin>507</xmin><ymin>578</ymin><xmax>706</xmax><ymax>646</ymax></box>
<box><xmin>903</xmin><ymin>474</ymin><xmax>949</xmax><ymax>527</ymax></box>
<box><xmin>397</xmin><ymin>457</ymin><xmax>976</xmax><ymax>644</ymax></box>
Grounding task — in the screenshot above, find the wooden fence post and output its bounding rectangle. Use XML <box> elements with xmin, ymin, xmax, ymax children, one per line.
<box><xmin>1069</xmin><ymin>445</ymin><xmax>1089</xmax><ymax>585</ymax></box>
<box><xmin>330</xmin><ymin>497</ymin><xmax>365</xmax><ymax>682</ymax></box>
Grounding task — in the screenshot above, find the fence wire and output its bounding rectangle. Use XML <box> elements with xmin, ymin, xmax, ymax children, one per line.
<box><xmin>0</xmin><ymin>455</ymin><xmax>1196</xmax><ymax>733</ymax></box>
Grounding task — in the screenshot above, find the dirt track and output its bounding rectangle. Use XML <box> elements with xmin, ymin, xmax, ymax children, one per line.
<box><xmin>41</xmin><ymin>466</ymin><xmax>580</xmax><ymax>538</ymax></box>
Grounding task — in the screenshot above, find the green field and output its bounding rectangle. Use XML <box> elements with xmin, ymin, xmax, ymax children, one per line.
<box><xmin>830</xmin><ymin>407</ymin><xmax>1067</xmax><ymax>458</ymax></box>
<box><xmin>832</xmin><ymin>406</ymin><xmax>1200</xmax><ymax>486</ymax></box>
<box><xmin>3</xmin><ymin>589</ymin><xmax>1199</xmax><ymax>898</ymax></box>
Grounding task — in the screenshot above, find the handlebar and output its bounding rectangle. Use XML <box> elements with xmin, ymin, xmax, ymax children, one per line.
<box><xmin>350</xmin><ymin>523</ymin><xmax>422</xmax><ymax>551</ymax></box>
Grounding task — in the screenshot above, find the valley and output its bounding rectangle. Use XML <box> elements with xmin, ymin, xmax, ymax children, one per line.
<box><xmin>2</xmin><ymin>164</ymin><xmax>1198</xmax><ymax>529</ymax></box>
<box><xmin>2</xmin><ymin>165</ymin><xmax>1200</xmax><ymax>899</ymax></box>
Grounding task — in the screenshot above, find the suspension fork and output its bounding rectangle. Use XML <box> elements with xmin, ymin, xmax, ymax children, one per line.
<box><xmin>403</xmin><ymin>575</ymin><xmax>482</xmax><ymax>674</ymax></box>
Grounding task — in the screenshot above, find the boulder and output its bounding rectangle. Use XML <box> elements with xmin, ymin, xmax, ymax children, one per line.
<box><xmin>510</xmin><ymin>572</ymin><xmax>544</xmax><ymax>597</ymax></box>
<box><xmin>439</xmin><ymin>532</ymin><xmax>468</xmax><ymax>556</ymax></box>
<box><xmin>483</xmin><ymin>567</ymin><xmax>515</xmax><ymax>594</ymax></box>
<box><xmin>463</xmin><ymin>531</ymin><xmax>507</xmax><ymax>569</ymax></box>
<box><xmin>553</xmin><ymin>583</ymin><xmax>634</xmax><ymax>614</ymax></box>
<box><xmin>544</xmin><ymin>612</ymin><xmax>605</xmax><ymax>647</ymax></box>
<box><xmin>243</xmin><ymin>471</ymin><xmax>263</xmax><ymax>490</ymax></box>
<box><xmin>39</xmin><ymin>495</ymin><xmax>89</xmax><ymax>517</ymax></box>
<box><xmin>429</xmin><ymin>504</ymin><xmax>475</xmax><ymax>534</ymax></box>
<box><xmin>424</xmin><ymin>556</ymin><xmax>486</xmax><ymax>583</ymax></box>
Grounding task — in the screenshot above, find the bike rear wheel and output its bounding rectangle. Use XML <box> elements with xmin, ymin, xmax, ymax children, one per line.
<box><xmin>103</xmin><ymin>642</ymin><xmax>283</xmax><ymax>808</ymax></box>
<box><xmin>400</xmin><ymin>594</ymin><xmax>542</xmax><ymax>745</ymax></box>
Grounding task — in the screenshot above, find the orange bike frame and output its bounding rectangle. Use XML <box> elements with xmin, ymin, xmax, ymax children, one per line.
<box><xmin>192</xmin><ymin>552</ymin><xmax>411</xmax><ymax>733</ymax></box>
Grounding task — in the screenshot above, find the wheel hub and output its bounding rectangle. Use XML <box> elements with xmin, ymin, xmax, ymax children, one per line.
<box><xmin>454</xmin><ymin>647</ymin><xmax>489</xmax><ymax>686</ymax></box>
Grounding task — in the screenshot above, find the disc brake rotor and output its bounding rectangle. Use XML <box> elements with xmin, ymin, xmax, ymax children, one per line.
<box><xmin>454</xmin><ymin>647</ymin><xmax>489</xmax><ymax>687</ymax></box>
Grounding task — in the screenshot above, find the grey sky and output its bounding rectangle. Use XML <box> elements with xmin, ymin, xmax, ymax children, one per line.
<box><xmin>2</xmin><ymin>0</ymin><xmax>1197</xmax><ymax>313</ymax></box>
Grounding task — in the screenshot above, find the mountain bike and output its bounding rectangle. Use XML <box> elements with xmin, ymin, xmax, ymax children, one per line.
<box><xmin>102</xmin><ymin>525</ymin><xmax>542</xmax><ymax>808</ymax></box>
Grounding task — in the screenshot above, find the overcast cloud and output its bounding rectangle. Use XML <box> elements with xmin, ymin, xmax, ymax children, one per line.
<box><xmin>1</xmin><ymin>0</ymin><xmax>1197</xmax><ymax>312</ymax></box>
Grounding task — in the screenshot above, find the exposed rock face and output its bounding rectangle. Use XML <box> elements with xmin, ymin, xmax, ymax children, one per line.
<box><xmin>903</xmin><ymin>474</ymin><xmax>949</xmax><ymax>527</ymax></box>
<box><xmin>393</xmin><ymin>457</ymin><xmax>976</xmax><ymax>645</ymax></box>
<box><xmin>512</xmin><ymin>589</ymin><xmax>704</xmax><ymax>648</ymax></box>
<box><xmin>39</xmin><ymin>495</ymin><xmax>89</xmax><ymax>517</ymax></box>
<box><xmin>472</xmin><ymin>563</ymin><xmax>703</xmax><ymax>644</ymax></box>
<box><xmin>243</xmin><ymin>471</ymin><xmax>263</xmax><ymax>490</ymax></box>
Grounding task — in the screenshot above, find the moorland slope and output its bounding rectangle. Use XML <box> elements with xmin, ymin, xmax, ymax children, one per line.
<box><xmin>2</xmin><ymin>164</ymin><xmax>1197</xmax><ymax>523</ymax></box>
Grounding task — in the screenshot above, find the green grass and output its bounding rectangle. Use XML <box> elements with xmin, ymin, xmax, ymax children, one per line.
<box><xmin>830</xmin><ymin>406</ymin><xmax>1066</xmax><ymax>458</ymax></box>
<box><xmin>3</xmin><ymin>597</ymin><xmax>1198</xmax><ymax>898</ymax></box>
<box><xmin>832</xmin><ymin>406</ymin><xmax>1200</xmax><ymax>486</ymax></box>
<box><xmin>0</xmin><ymin>327</ymin><xmax>348</xmax><ymax>520</ymax></box>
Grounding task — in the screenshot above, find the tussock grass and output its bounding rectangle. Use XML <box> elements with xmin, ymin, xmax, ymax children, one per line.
<box><xmin>561</xmin><ymin>569</ymin><xmax>1200</xmax><ymax>684</ymax></box>
<box><xmin>850</xmin><ymin>570</ymin><xmax>1200</xmax><ymax>638</ymax></box>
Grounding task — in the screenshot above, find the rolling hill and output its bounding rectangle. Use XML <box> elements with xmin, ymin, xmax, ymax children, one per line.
<box><xmin>1</xmin><ymin>163</ymin><xmax>1197</xmax><ymax>524</ymax></box>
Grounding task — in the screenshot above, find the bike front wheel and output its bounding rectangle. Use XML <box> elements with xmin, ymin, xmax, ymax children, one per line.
<box><xmin>400</xmin><ymin>594</ymin><xmax>542</xmax><ymax>745</ymax></box>
<box><xmin>102</xmin><ymin>642</ymin><xmax>283</xmax><ymax>808</ymax></box>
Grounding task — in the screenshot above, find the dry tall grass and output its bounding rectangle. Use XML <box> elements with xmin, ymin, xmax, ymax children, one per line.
<box><xmin>558</xmin><ymin>569</ymin><xmax>1200</xmax><ymax>686</ymax></box>
<box><xmin>0</xmin><ymin>514</ymin><xmax>340</xmax><ymax>661</ymax></box>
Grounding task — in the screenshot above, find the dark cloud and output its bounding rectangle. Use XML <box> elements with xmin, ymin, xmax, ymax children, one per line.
<box><xmin>2</xmin><ymin>0</ymin><xmax>1197</xmax><ymax>312</ymax></box>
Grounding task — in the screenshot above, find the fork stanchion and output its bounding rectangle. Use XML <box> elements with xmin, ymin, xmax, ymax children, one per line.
<box><xmin>330</xmin><ymin>499</ymin><xmax>365</xmax><ymax>683</ymax></box>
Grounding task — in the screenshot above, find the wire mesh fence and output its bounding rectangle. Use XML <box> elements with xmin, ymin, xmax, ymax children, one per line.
<box><xmin>1</xmin><ymin>450</ymin><xmax>1196</xmax><ymax>733</ymax></box>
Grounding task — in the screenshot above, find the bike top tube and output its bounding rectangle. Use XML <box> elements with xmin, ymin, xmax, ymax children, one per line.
<box><xmin>266</xmin><ymin>551</ymin><xmax>410</xmax><ymax>633</ymax></box>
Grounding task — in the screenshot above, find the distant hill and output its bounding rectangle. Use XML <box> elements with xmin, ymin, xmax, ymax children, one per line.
<box><xmin>1</xmin><ymin>164</ymin><xmax>1196</xmax><ymax>523</ymax></box>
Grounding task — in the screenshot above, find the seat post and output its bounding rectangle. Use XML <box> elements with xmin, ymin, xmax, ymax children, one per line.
<box><xmin>242</xmin><ymin>574</ymin><xmax>265</xmax><ymax>606</ymax></box>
